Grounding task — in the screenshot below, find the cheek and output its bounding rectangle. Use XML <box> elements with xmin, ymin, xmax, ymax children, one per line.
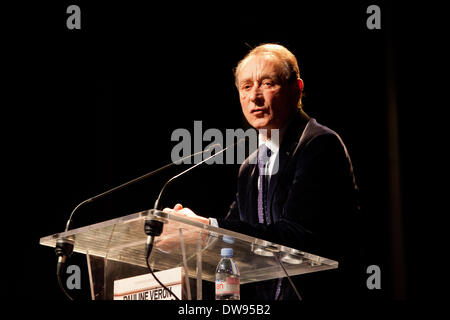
<box><xmin>240</xmin><ymin>97</ymin><xmax>250</xmax><ymax>111</ymax></box>
<box><xmin>264</xmin><ymin>92</ymin><xmax>277</xmax><ymax>110</ymax></box>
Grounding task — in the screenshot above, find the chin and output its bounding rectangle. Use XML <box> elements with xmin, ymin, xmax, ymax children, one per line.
<box><xmin>249</xmin><ymin>118</ymin><xmax>271</xmax><ymax>130</ymax></box>
<box><xmin>251</xmin><ymin>123</ymin><xmax>268</xmax><ymax>130</ymax></box>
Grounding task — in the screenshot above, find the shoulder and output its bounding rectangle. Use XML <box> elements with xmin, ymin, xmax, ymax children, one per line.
<box><xmin>301</xmin><ymin>118</ymin><xmax>338</xmax><ymax>143</ymax></box>
<box><xmin>293</xmin><ymin>118</ymin><xmax>350</xmax><ymax>162</ymax></box>
<box><xmin>299</xmin><ymin>119</ymin><xmax>345</xmax><ymax>148</ymax></box>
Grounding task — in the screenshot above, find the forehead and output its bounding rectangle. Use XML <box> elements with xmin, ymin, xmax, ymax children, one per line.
<box><xmin>238</xmin><ymin>55</ymin><xmax>282</xmax><ymax>83</ymax></box>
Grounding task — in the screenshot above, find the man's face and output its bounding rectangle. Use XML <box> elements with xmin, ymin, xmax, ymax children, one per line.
<box><xmin>237</xmin><ymin>55</ymin><xmax>295</xmax><ymax>131</ymax></box>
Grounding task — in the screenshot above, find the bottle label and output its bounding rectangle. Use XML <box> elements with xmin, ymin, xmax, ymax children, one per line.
<box><xmin>216</xmin><ymin>277</ymin><xmax>240</xmax><ymax>295</ymax></box>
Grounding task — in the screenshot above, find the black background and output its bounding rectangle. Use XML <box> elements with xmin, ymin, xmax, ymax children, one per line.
<box><xmin>3</xmin><ymin>0</ymin><xmax>447</xmax><ymax>304</ymax></box>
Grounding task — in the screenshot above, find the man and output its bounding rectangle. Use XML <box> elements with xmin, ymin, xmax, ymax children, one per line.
<box><xmin>166</xmin><ymin>43</ymin><xmax>361</xmax><ymax>300</ymax></box>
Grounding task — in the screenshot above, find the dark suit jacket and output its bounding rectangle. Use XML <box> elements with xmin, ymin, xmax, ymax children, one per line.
<box><xmin>217</xmin><ymin>110</ymin><xmax>362</xmax><ymax>300</ymax></box>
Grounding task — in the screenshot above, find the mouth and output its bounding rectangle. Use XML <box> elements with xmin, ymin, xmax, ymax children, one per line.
<box><xmin>250</xmin><ymin>108</ymin><xmax>267</xmax><ymax>115</ymax></box>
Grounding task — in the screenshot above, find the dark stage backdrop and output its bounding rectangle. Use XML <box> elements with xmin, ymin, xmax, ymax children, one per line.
<box><xmin>4</xmin><ymin>1</ymin><xmax>444</xmax><ymax>302</ymax></box>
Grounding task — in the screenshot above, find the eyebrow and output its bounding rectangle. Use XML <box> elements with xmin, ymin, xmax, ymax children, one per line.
<box><xmin>238</xmin><ymin>72</ymin><xmax>279</xmax><ymax>86</ymax></box>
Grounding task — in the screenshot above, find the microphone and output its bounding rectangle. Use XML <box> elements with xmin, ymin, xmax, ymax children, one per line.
<box><xmin>144</xmin><ymin>137</ymin><xmax>246</xmax><ymax>300</ymax></box>
<box><xmin>55</xmin><ymin>143</ymin><xmax>219</xmax><ymax>300</ymax></box>
<box><xmin>63</xmin><ymin>144</ymin><xmax>221</xmax><ymax>232</ymax></box>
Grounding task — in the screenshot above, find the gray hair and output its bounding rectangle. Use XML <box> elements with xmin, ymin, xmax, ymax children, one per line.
<box><xmin>234</xmin><ymin>43</ymin><xmax>301</xmax><ymax>87</ymax></box>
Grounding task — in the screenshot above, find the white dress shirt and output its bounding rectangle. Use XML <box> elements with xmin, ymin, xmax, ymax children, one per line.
<box><xmin>209</xmin><ymin>122</ymin><xmax>291</xmax><ymax>227</ymax></box>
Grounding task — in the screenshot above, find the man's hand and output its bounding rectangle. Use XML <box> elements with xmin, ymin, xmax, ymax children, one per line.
<box><xmin>155</xmin><ymin>204</ymin><xmax>210</xmax><ymax>253</ymax></box>
<box><xmin>163</xmin><ymin>204</ymin><xmax>210</xmax><ymax>225</ymax></box>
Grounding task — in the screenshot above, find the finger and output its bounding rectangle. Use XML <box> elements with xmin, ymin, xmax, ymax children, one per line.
<box><xmin>174</xmin><ymin>203</ymin><xmax>183</xmax><ymax>211</ymax></box>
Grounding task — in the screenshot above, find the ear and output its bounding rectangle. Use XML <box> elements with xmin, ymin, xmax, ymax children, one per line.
<box><xmin>298</xmin><ymin>78</ymin><xmax>304</xmax><ymax>92</ymax></box>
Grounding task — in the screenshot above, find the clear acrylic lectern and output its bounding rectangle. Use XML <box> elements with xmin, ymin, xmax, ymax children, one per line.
<box><xmin>40</xmin><ymin>209</ymin><xmax>338</xmax><ymax>300</ymax></box>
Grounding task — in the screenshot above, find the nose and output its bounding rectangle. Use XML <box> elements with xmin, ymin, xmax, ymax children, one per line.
<box><xmin>249</xmin><ymin>84</ymin><xmax>264</xmax><ymax>106</ymax></box>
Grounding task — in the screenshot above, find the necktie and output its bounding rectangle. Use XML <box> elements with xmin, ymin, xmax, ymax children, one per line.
<box><xmin>257</xmin><ymin>144</ymin><xmax>271</xmax><ymax>224</ymax></box>
<box><xmin>258</xmin><ymin>144</ymin><xmax>283</xmax><ymax>300</ymax></box>
<box><xmin>258</xmin><ymin>145</ymin><xmax>283</xmax><ymax>299</ymax></box>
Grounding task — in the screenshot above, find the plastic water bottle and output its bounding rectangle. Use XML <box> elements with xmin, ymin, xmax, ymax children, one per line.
<box><xmin>215</xmin><ymin>248</ymin><xmax>240</xmax><ymax>300</ymax></box>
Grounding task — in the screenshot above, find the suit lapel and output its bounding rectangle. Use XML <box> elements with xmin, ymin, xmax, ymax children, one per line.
<box><xmin>267</xmin><ymin>115</ymin><xmax>311</xmax><ymax>222</ymax></box>
<box><xmin>267</xmin><ymin>137</ymin><xmax>298</xmax><ymax>216</ymax></box>
<box><xmin>243</xmin><ymin>154</ymin><xmax>259</xmax><ymax>225</ymax></box>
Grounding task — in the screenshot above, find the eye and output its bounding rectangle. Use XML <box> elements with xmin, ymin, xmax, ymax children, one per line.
<box><xmin>240</xmin><ymin>83</ymin><xmax>252</xmax><ymax>91</ymax></box>
<box><xmin>262</xmin><ymin>81</ymin><xmax>274</xmax><ymax>87</ymax></box>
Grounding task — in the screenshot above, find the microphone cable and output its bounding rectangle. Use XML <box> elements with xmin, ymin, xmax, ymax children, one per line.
<box><xmin>145</xmin><ymin>235</ymin><xmax>180</xmax><ymax>300</ymax></box>
<box><xmin>56</xmin><ymin>261</ymin><xmax>74</xmax><ymax>301</ymax></box>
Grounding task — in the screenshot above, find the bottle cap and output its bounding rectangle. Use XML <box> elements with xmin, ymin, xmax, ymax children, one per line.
<box><xmin>221</xmin><ymin>248</ymin><xmax>233</xmax><ymax>258</ymax></box>
<box><xmin>222</xmin><ymin>235</ymin><xmax>235</xmax><ymax>244</ymax></box>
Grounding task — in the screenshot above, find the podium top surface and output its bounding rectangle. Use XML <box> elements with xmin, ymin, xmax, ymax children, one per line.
<box><xmin>40</xmin><ymin>210</ymin><xmax>337</xmax><ymax>284</ymax></box>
